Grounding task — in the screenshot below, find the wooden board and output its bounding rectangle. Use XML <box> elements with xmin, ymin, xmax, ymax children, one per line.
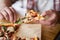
<box><xmin>16</xmin><ymin>24</ymin><xmax>41</xmax><ymax>40</ymax></box>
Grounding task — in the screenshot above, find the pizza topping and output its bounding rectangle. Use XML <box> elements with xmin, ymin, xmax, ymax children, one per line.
<box><xmin>2</xmin><ymin>26</ymin><xmax>7</xmax><ymax>32</ymax></box>
<box><xmin>22</xmin><ymin>10</ymin><xmax>44</xmax><ymax>24</ymax></box>
<box><xmin>7</xmin><ymin>27</ymin><xmax>15</xmax><ymax>33</ymax></box>
<box><xmin>0</xmin><ymin>31</ymin><xmax>4</xmax><ymax>37</ymax></box>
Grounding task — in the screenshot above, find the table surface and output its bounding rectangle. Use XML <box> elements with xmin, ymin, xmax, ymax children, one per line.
<box><xmin>15</xmin><ymin>24</ymin><xmax>60</xmax><ymax>40</ymax></box>
<box><xmin>42</xmin><ymin>24</ymin><xmax>60</xmax><ymax>40</ymax></box>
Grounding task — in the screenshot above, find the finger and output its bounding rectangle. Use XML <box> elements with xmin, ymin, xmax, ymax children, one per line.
<box><xmin>4</xmin><ymin>7</ymin><xmax>14</xmax><ymax>22</ymax></box>
<box><xmin>9</xmin><ymin>7</ymin><xmax>17</xmax><ymax>22</ymax></box>
<box><xmin>45</xmin><ymin>10</ymin><xmax>56</xmax><ymax>15</ymax></box>
<box><xmin>41</xmin><ymin>12</ymin><xmax>47</xmax><ymax>17</ymax></box>
<box><xmin>47</xmin><ymin>12</ymin><xmax>56</xmax><ymax>21</ymax></box>
<box><xmin>0</xmin><ymin>12</ymin><xmax>5</xmax><ymax>20</ymax></box>
<box><xmin>41</xmin><ymin>10</ymin><xmax>52</xmax><ymax>16</ymax></box>
<box><xmin>0</xmin><ymin>9</ymin><xmax>9</xmax><ymax>21</ymax></box>
<box><xmin>50</xmin><ymin>23</ymin><xmax>56</xmax><ymax>26</ymax></box>
<box><xmin>39</xmin><ymin>20</ymin><xmax>52</xmax><ymax>25</ymax></box>
<box><xmin>48</xmin><ymin>10</ymin><xmax>56</xmax><ymax>13</ymax></box>
<box><xmin>41</xmin><ymin>11</ymin><xmax>50</xmax><ymax>17</ymax></box>
<box><xmin>49</xmin><ymin>16</ymin><xmax>57</xmax><ymax>27</ymax></box>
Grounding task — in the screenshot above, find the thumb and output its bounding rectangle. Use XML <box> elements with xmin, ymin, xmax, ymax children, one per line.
<box><xmin>41</xmin><ymin>12</ymin><xmax>47</xmax><ymax>17</ymax></box>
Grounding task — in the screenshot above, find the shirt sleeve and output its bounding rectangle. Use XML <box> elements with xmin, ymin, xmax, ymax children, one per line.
<box><xmin>54</xmin><ymin>0</ymin><xmax>60</xmax><ymax>11</ymax></box>
<box><xmin>12</xmin><ymin>1</ymin><xmax>27</xmax><ymax>17</ymax></box>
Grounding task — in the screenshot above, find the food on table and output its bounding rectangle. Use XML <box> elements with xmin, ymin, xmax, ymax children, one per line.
<box><xmin>0</xmin><ymin>20</ymin><xmax>20</xmax><ymax>40</ymax></box>
<box><xmin>22</xmin><ymin>10</ymin><xmax>44</xmax><ymax>23</ymax></box>
<box><xmin>0</xmin><ymin>10</ymin><xmax>41</xmax><ymax>40</ymax></box>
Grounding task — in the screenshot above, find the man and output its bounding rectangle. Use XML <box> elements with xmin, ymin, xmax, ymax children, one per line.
<box><xmin>0</xmin><ymin>0</ymin><xmax>60</xmax><ymax>40</ymax></box>
<box><xmin>0</xmin><ymin>0</ymin><xmax>59</xmax><ymax>26</ymax></box>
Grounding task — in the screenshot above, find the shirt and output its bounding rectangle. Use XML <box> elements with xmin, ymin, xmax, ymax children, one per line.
<box><xmin>12</xmin><ymin>0</ymin><xmax>60</xmax><ymax>17</ymax></box>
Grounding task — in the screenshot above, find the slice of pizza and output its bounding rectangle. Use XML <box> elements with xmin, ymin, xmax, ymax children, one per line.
<box><xmin>0</xmin><ymin>20</ymin><xmax>21</xmax><ymax>40</ymax></box>
<box><xmin>23</xmin><ymin>10</ymin><xmax>45</xmax><ymax>24</ymax></box>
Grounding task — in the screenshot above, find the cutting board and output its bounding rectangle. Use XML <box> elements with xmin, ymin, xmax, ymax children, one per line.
<box><xmin>16</xmin><ymin>24</ymin><xmax>41</xmax><ymax>40</ymax></box>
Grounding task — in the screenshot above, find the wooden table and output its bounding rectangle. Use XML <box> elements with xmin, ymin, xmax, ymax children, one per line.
<box><xmin>42</xmin><ymin>24</ymin><xmax>60</xmax><ymax>40</ymax></box>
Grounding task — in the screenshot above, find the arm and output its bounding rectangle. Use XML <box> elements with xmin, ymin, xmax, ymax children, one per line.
<box><xmin>0</xmin><ymin>0</ymin><xmax>12</xmax><ymax>10</ymax></box>
<box><xmin>12</xmin><ymin>0</ymin><xmax>27</xmax><ymax>17</ymax></box>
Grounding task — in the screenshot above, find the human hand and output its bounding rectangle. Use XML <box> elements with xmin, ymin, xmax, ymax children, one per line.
<box><xmin>39</xmin><ymin>10</ymin><xmax>58</xmax><ymax>26</ymax></box>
